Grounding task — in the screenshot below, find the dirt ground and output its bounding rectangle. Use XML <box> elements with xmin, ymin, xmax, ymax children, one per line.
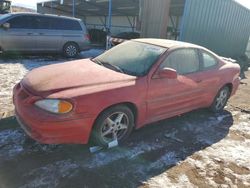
<box><xmin>0</xmin><ymin>56</ymin><xmax>249</xmax><ymax>188</ymax></box>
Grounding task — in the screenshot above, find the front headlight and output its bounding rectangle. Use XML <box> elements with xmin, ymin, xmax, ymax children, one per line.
<box><xmin>35</xmin><ymin>99</ymin><xmax>73</xmax><ymax>114</ymax></box>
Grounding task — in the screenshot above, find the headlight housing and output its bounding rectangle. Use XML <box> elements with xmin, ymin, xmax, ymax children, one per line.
<box><xmin>34</xmin><ymin>99</ymin><xmax>73</xmax><ymax>114</ymax></box>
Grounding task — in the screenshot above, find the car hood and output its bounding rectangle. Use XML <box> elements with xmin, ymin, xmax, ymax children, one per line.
<box><xmin>22</xmin><ymin>59</ymin><xmax>137</xmax><ymax>98</ymax></box>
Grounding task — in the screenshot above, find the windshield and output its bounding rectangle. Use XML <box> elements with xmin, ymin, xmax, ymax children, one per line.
<box><xmin>93</xmin><ymin>41</ymin><xmax>166</xmax><ymax>76</ymax></box>
<box><xmin>0</xmin><ymin>13</ymin><xmax>10</xmax><ymax>20</ymax></box>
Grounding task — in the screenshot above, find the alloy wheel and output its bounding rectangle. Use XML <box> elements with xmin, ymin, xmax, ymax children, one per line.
<box><xmin>65</xmin><ymin>45</ymin><xmax>77</xmax><ymax>57</ymax></box>
<box><xmin>101</xmin><ymin>112</ymin><xmax>129</xmax><ymax>143</ymax></box>
<box><xmin>214</xmin><ymin>88</ymin><xmax>229</xmax><ymax>111</ymax></box>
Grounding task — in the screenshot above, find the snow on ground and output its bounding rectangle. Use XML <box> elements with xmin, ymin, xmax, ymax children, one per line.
<box><xmin>0</xmin><ymin>128</ymin><xmax>25</xmax><ymax>158</ymax></box>
<box><xmin>20</xmin><ymin>160</ymin><xmax>79</xmax><ymax>188</ymax></box>
<box><xmin>144</xmin><ymin>113</ymin><xmax>250</xmax><ymax>188</ymax></box>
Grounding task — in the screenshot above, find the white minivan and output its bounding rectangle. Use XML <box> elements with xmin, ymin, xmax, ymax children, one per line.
<box><xmin>0</xmin><ymin>13</ymin><xmax>90</xmax><ymax>57</ymax></box>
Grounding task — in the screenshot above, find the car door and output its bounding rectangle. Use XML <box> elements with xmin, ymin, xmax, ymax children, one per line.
<box><xmin>147</xmin><ymin>48</ymin><xmax>204</xmax><ymax>123</ymax></box>
<box><xmin>35</xmin><ymin>16</ymin><xmax>63</xmax><ymax>51</ymax></box>
<box><xmin>1</xmin><ymin>15</ymin><xmax>37</xmax><ymax>51</ymax></box>
<box><xmin>193</xmin><ymin>49</ymin><xmax>221</xmax><ymax>106</ymax></box>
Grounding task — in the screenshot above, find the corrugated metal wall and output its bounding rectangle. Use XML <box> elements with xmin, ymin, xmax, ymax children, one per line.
<box><xmin>140</xmin><ymin>0</ymin><xmax>171</xmax><ymax>38</ymax></box>
<box><xmin>180</xmin><ymin>0</ymin><xmax>250</xmax><ymax>57</ymax></box>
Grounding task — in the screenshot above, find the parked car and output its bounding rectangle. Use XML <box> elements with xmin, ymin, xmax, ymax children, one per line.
<box><xmin>13</xmin><ymin>39</ymin><xmax>240</xmax><ymax>146</ymax></box>
<box><xmin>0</xmin><ymin>13</ymin><xmax>90</xmax><ymax>57</ymax></box>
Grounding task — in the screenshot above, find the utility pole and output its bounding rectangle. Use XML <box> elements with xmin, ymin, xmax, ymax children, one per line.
<box><xmin>73</xmin><ymin>0</ymin><xmax>75</xmax><ymax>17</ymax></box>
<box><xmin>106</xmin><ymin>0</ymin><xmax>112</xmax><ymax>49</ymax></box>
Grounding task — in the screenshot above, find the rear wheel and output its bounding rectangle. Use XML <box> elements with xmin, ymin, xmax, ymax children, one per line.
<box><xmin>63</xmin><ymin>42</ymin><xmax>79</xmax><ymax>58</ymax></box>
<box><xmin>210</xmin><ymin>86</ymin><xmax>230</xmax><ymax>112</ymax></box>
<box><xmin>91</xmin><ymin>105</ymin><xmax>134</xmax><ymax>147</ymax></box>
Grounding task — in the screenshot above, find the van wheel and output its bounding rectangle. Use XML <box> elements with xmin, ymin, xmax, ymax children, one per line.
<box><xmin>63</xmin><ymin>42</ymin><xmax>79</xmax><ymax>58</ymax></box>
<box><xmin>91</xmin><ymin>105</ymin><xmax>134</xmax><ymax>147</ymax></box>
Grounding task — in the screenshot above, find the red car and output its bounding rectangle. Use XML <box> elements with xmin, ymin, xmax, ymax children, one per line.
<box><xmin>13</xmin><ymin>39</ymin><xmax>240</xmax><ymax>146</ymax></box>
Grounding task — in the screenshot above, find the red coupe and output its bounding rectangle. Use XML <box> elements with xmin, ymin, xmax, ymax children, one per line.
<box><xmin>13</xmin><ymin>39</ymin><xmax>240</xmax><ymax>146</ymax></box>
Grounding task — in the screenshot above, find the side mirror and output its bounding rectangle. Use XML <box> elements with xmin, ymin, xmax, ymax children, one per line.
<box><xmin>158</xmin><ymin>68</ymin><xmax>178</xmax><ymax>79</ymax></box>
<box><xmin>2</xmin><ymin>22</ymin><xmax>10</xmax><ymax>30</ymax></box>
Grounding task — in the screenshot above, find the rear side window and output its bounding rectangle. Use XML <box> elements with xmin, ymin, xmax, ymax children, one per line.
<box><xmin>35</xmin><ymin>16</ymin><xmax>51</xmax><ymax>29</ymax></box>
<box><xmin>161</xmin><ymin>48</ymin><xmax>200</xmax><ymax>75</ymax></box>
<box><xmin>8</xmin><ymin>16</ymin><xmax>35</xmax><ymax>29</ymax></box>
<box><xmin>50</xmin><ymin>18</ymin><xmax>82</xmax><ymax>30</ymax></box>
<box><xmin>202</xmin><ymin>51</ymin><xmax>218</xmax><ymax>69</ymax></box>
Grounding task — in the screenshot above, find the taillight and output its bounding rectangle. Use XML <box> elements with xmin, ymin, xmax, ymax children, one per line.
<box><xmin>85</xmin><ymin>34</ymin><xmax>90</xmax><ymax>41</ymax></box>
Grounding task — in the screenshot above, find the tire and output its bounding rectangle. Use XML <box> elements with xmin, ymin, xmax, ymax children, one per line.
<box><xmin>63</xmin><ymin>42</ymin><xmax>79</xmax><ymax>58</ymax></box>
<box><xmin>91</xmin><ymin>105</ymin><xmax>135</xmax><ymax>147</ymax></box>
<box><xmin>210</xmin><ymin>86</ymin><xmax>230</xmax><ymax>112</ymax></box>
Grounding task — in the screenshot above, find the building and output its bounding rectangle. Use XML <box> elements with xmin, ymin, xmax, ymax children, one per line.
<box><xmin>37</xmin><ymin>0</ymin><xmax>250</xmax><ymax>58</ymax></box>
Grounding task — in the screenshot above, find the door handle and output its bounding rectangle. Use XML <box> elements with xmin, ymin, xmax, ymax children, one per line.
<box><xmin>39</xmin><ymin>33</ymin><xmax>44</xmax><ymax>35</ymax></box>
<box><xmin>27</xmin><ymin>33</ymin><xmax>33</xmax><ymax>35</ymax></box>
<box><xmin>196</xmin><ymin>80</ymin><xmax>202</xmax><ymax>83</ymax></box>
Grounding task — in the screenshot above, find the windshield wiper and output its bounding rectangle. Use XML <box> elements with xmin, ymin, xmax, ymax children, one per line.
<box><xmin>102</xmin><ymin>62</ymin><xmax>124</xmax><ymax>74</ymax></box>
<box><xmin>91</xmin><ymin>58</ymin><xmax>124</xmax><ymax>74</ymax></box>
<box><xmin>91</xmin><ymin>58</ymin><xmax>103</xmax><ymax>66</ymax></box>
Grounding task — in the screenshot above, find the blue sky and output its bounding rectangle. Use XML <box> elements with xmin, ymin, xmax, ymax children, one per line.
<box><xmin>11</xmin><ymin>0</ymin><xmax>250</xmax><ymax>10</ymax></box>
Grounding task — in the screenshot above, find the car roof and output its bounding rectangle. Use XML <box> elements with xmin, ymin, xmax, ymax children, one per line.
<box><xmin>133</xmin><ymin>38</ymin><xmax>203</xmax><ymax>49</ymax></box>
<box><xmin>6</xmin><ymin>12</ymin><xmax>81</xmax><ymax>21</ymax></box>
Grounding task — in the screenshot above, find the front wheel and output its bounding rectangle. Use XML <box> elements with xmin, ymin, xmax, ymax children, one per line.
<box><xmin>91</xmin><ymin>105</ymin><xmax>134</xmax><ymax>147</ymax></box>
<box><xmin>210</xmin><ymin>86</ymin><xmax>230</xmax><ymax>112</ymax></box>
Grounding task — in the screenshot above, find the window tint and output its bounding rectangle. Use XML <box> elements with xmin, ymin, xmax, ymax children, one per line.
<box><xmin>8</xmin><ymin>16</ymin><xmax>35</xmax><ymax>29</ymax></box>
<box><xmin>161</xmin><ymin>49</ymin><xmax>200</xmax><ymax>75</ymax></box>
<box><xmin>35</xmin><ymin>16</ymin><xmax>51</xmax><ymax>29</ymax></box>
<box><xmin>50</xmin><ymin>18</ymin><xmax>82</xmax><ymax>30</ymax></box>
<box><xmin>202</xmin><ymin>51</ymin><xmax>218</xmax><ymax>69</ymax></box>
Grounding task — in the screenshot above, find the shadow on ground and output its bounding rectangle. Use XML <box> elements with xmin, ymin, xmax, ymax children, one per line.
<box><xmin>0</xmin><ymin>109</ymin><xmax>233</xmax><ymax>188</ymax></box>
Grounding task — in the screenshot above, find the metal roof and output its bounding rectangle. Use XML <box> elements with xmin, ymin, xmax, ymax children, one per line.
<box><xmin>37</xmin><ymin>0</ymin><xmax>185</xmax><ymax>17</ymax></box>
<box><xmin>37</xmin><ymin>0</ymin><xmax>140</xmax><ymax>16</ymax></box>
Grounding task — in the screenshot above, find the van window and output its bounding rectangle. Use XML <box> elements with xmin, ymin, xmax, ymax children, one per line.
<box><xmin>35</xmin><ymin>16</ymin><xmax>51</xmax><ymax>29</ymax></box>
<box><xmin>50</xmin><ymin>18</ymin><xmax>82</xmax><ymax>30</ymax></box>
<box><xmin>8</xmin><ymin>16</ymin><xmax>35</xmax><ymax>29</ymax></box>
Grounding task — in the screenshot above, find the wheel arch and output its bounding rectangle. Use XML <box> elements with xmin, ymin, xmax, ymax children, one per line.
<box><xmin>224</xmin><ymin>83</ymin><xmax>233</xmax><ymax>95</ymax></box>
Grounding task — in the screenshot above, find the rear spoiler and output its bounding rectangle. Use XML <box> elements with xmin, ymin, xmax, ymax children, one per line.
<box><xmin>220</xmin><ymin>56</ymin><xmax>237</xmax><ymax>63</ymax></box>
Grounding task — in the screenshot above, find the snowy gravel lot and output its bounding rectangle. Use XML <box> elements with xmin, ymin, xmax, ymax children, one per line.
<box><xmin>0</xmin><ymin>53</ymin><xmax>249</xmax><ymax>188</ymax></box>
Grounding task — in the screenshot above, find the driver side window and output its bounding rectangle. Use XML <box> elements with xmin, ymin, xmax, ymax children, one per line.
<box><xmin>160</xmin><ymin>48</ymin><xmax>200</xmax><ymax>75</ymax></box>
